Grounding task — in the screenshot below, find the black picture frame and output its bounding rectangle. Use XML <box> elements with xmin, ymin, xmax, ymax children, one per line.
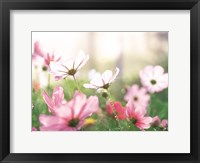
<box><xmin>0</xmin><ymin>0</ymin><xmax>199</xmax><ymax>162</ymax></box>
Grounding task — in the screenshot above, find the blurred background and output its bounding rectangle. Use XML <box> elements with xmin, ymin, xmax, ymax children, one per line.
<box><xmin>32</xmin><ymin>32</ymin><xmax>168</xmax><ymax>82</ymax></box>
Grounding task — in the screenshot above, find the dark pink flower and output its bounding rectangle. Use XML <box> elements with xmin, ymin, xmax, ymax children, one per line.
<box><xmin>106</xmin><ymin>101</ymin><xmax>126</xmax><ymax>120</ymax></box>
<box><xmin>39</xmin><ymin>91</ymin><xmax>99</xmax><ymax>131</ymax></box>
<box><xmin>126</xmin><ymin>100</ymin><xmax>152</xmax><ymax>130</ymax></box>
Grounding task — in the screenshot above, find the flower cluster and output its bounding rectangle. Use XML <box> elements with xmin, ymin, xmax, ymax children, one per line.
<box><xmin>32</xmin><ymin>41</ymin><xmax>168</xmax><ymax>131</ymax></box>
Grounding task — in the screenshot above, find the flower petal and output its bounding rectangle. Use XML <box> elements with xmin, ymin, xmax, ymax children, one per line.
<box><xmin>54</xmin><ymin>103</ymin><xmax>73</xmax><ymax>119</ymax></box>
<box><xmin>110</xmin><ymin>67</ymin><xmax>120</xmax><ymax>83</ymax></box>
<box><xmin>79</xmin><ymin>96</ymin><xmax>99</xmax><ymax>119</ymax></box>
<box><xmin>124</xmin><ymin>84</ymin><xmax>140</xmax><ymax>101</ymax></box>
<box><xmin>39</xmin><ymin>114</ymin><xmax>66</xmax><ymax>127</ymax></box>
<box><xmin>50</xmin><ymin>61</ymin><xmax>67</xmax><ymax>75</ymax></box>
<box><xmin>102</xmin><ymin>70</ymin><xmax>113</xmax><ymax>84</ymax></box>
<box><xmin>40</xmin><ymin>124</ymin><xmax>67</xmax><ymax>131</ymax></box>
<box><xmin>136</xmin><ymin>116</ymin><xmax>152</xmax><ymax>129</ymax></box>
<box><xmin>153</xmin><ymin>66</ymin><xmax>164</xmax><ymax>78</ymax></box>
<box><xmin>65</xmin><ymin>59</ymin><xmax>74</xmax><ymax>70</ymax></box>
<box><xmin>90</xmin><ymin>73</ymin><xmax>104</xmax><ymax>87</ymax></box>
<box><xmin>126</xmin><ymin>100</ymin><xmax>136</xmax><ymax>118</ymax></box>
<box><xmin>139</xmin><ymin>66</ymin><xmax>154</xmax><ymax>81</ymax></box>
<box><xmin>34</xmin><ymin>41</ymin><xmax>45</xmax><ymax>57</ymax></box>
<box><xmin>161</xmin><ymin>119</ymin><xmax>168</xmax><ymax>128</ymax></box>
<box><xmin>52</xmin><ymin>86</ymin><xmax>64</xmax><ymax>107</ymax></box>
<box><xmin>70</xmin><ymin>91</ymin><xmax>87</xmax><ymax>118</ymax></box>
<box><xmin>83</xmin><ymin>84</ymin><xmax>98</xmax><ymax>89</ymax></box>
<box><xmin>74</xmin><ymin>50</ymin><xmax>89</xmax><ymax>70</ymax></box>
<box><xmin>152</xmin><ymin>116</ymin><xmax>161</xmax><ymax>126</ymax></box>
<box><xmin>54</xmin><ymin>75</ymin><xmax>68</xmax><ymax>81</ymax></box>
<box><xmin>42</xmin><ymin>91</ymin><xmax>54</xmax><ymax>112</ymax></box>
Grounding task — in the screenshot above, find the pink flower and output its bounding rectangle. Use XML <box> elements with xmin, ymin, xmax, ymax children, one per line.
<box><xmin>161</xmin><ymin>119</ymin><xmax>168</xmax><ymax>129</ymax></box>
<box><xmin>32</xmin><ymin>127</ymin><xmax>37</xmax><ymax>131</ymax></box>
<box><xmin>106</xmin><ymin>101</ymin><xmax>126</xmax><ymax>120</ymax></box>
<box><xmin>32</xmin><ymin>41</ymin><xmax>61</xmax><ymax>68</ymax></box>
<box><xmin>84</xmin><ymin>67</ymin><xmax>119</xmax><ymax>90</ymax></box>
<box><xmin>124</xmin><ymin>84</ymin><xmax>150</xmax><ymax>111</ymax></box>
<box><xmin>42</xmin><ymin>86</ymin><xmax>65</xmax><ymax>113</ymax></box>
<box><xmin>151</xmin><ymin>116</ymin><xmax>161</xmax><ymax>127</ymax></box>
<box><xmin>44</xmin><ymin>52</ymin><xmax>61</xmax><ymax>68</ymax></box>
<box><xmin>140</xmin><ymin>65</ymin><xmax>168</xmax><ymax>93</ymax></box>
<box><xmin>33</xmin><ymin>41</ymin><xmax>46</xmax><ymax>58</ymax></box>
<box><xmin>126</xmin><ymin>100</ymin><xmax>152</xmax><ymax>130</ymax></box>
<box><xmin>50</xmin><ymin>50</ymin><xmax>89</xmax><ymax>80</ymax></box>
<box><xmin>39</xmin><ymin>91</ymin><xmax>99</xmax><ymax>131</ymax></box>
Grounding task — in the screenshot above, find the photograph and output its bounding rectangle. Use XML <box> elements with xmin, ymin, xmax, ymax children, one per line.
<box><xmin>1</xmin><ymin>0</ymin><xmax>199</xmax><ymax>162</ymax></box>
<box><xmin>32</xmin><ymin>31</ymin><xmax>168</xmax><ymax>131</ymax></box>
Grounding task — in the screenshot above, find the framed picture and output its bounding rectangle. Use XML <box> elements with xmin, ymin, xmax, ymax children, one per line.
<box><xmin>0</xmin><ymin>0</ymin><xmax>199</xmax><ymax>162</ymax></box>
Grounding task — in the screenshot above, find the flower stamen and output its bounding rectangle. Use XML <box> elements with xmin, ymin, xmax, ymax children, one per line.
<box><xmin>68</xmin><ymin>69</ymin><xmax>77</xmax><ymax>76</ymax></box>
<box><xmin>68</xmin><ymin>118</ymin><xmax>80</xmax><ymax>127</ymax></box>
<box><xmin>150</xmin><ymin>79</ymin><xmax>157</xmax><ymax>85</ymax></box>
<box><xmin>130</xmin><ymin>118</ymin><xmax>137</xmax><ymax>124</ymax></box>
<box><xmin>133</xmin><ymin>96</ymin><xmax>138</xmax><ymax>101</ymax></box>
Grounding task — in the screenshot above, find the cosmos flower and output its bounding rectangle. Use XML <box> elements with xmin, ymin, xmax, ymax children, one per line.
<box><xmin>49</xmin><ymin>50</ymin><xmax>89</xmax><ymax>81</ymax></box>
<box><xmin>140</xmin><ymin>65</ymin><xmax>168</xmax><ymax>93</ymax></box>
<box><xmin>126</xmin><ymin>100</ymin><xmax>152</xmax><ymax>130</ymax></box>
<box><xmin>106</xmin><ymin>101</ymin><xmax>126</xmax><ymax>120</ymax></box>
<box><xmin>124</xmin><ymin>84</ymin><xmax>150</xmax><ymax>111</ymax></box>
<box><xmin>151</xmin><ymin>116</ymin><xmax>161</xmax><ymax>127</ymax></box>
<box><xmin>42</xmin><ymin>86</ymin><xmax>65</xmax><ymax>113</ymax></box>
<box><xmin>84</xmin><ymin>67</ymin><xmax>119</xmax><ymax>90</ymax></box>
<box><xmin>32</xmin><ymin>41</ymin><xmax>61</xmax><ymax>69</ymax></box>
<box><xmin>44</xmin><ymin>53</ymin><xmax>61</xmax><ymax>69</ymax></box>
<box><xmin>88</xmin><ymin>69</ymin><xmax>100</xmax><ymax>80</ymax></box>
<box><xmin>33</xmin><ymin>41</ymin><xmax>46</xmax><ymax>58</ymax></box>
<box><xmin>39</xmin><ymin>91</ymin><xmax>99</xmax><ymax>131</ymax></box>
<box><xmin>161</xmin><ymin>119</ymin><xmax>168</xmax><ymax>129</ymax></box>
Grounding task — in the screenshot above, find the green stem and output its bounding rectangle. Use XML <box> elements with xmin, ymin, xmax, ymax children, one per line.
<box><xmin>47</xmin><ymin>74</ymin><xmax>51</xmax><ymax>92</ymax></box>
<box><xmin>73</xmin><ymin>75</ymin><xmax>80</xmax><ymax>91</ymax></box>
<box><xmin>109</xmin><ymin>100</ymin><xmax>122</xmax><ymax>131</ymax></box>
<box><xmin>65</xmin><ymin>78</ymin><xmax>72</xmax><ymax>99</ymax></box>
<box><xmin>101</xmin><ymin>90</ymin><xmax>122</xmax><ymax>130</ymax></box>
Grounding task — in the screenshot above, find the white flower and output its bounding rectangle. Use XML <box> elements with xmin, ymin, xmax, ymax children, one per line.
<box><xmin>140</xmin><ymin>65</ymin><xmax>168</xmax><ymax>93</ymax></box>
<box><xmin>88</xmin><ymin>69</ymin><xmax>100</xmax><ymax>80</ymax></box>
<box><xmin>49</xmin><ymin>50</ymin><xmax>89</xmax><ymax>80</ymax></box>
<box><xmin>84</xmin><ymin>67</ymin><xmax>119</xmax><ymax>90</ymax></box>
